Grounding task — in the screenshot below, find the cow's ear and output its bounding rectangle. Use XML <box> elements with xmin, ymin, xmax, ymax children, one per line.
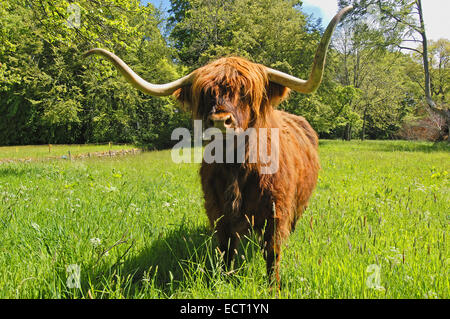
<box><xmin>173</xmin><ymin>86</ymin><xmax>193</xmax><ymax>111</ymax></box>
<box><xmin>267</xmin><ymin>82</ymin><xmax>290</xmax><ymax>107</ymax></box>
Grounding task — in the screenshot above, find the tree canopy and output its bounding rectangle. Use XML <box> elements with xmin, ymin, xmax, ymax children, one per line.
<box><xmin>0</xmin><ymin>0</ymin><xmax>448</xmax><ymax>146</ymax></box>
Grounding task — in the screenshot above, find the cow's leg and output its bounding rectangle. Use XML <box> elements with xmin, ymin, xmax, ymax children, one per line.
<box><xmin>215</xmin><ymin>218</ymin><xmax>239</xmax><ymax>270</ymax></box>
<box><xmin>263</xmin><ymin>218</ymin><xmax>282</xmax><ymax>286</ymax></box>
<box><xmin>218</xmin><ymin>232</ymin><xmax>238</xmax><ymax>270</ymax></box>
<box><xmin>203</xmin><ymin>195</ymin><xmax>236</xmax><ymax>269</ymax></box>
<box><xmin>262</xmin><ymin>204</ymin><xmax>292</xmax><ymax>288</ymax></box>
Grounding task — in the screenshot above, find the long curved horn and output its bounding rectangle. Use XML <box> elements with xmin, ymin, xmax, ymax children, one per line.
<box><xmin>83</xmin><ymin>48</ymin><xmax>195</xmax><ymax>96</ymax></box>
<box><xmin>266</xmin><ymin>5</ymin><xmax>353</xmax><ymax>93</ymax></box>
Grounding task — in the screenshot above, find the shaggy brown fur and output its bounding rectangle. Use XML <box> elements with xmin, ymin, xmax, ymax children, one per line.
<box><xmin>174</xmin><ymin>57</ymin><xmax>320</xmax><ymax>284</ymax></box>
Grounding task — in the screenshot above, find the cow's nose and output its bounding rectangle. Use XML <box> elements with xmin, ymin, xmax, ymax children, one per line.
<box><xmin>208</xmin><ymin>113</ymin><xmax>235</xmax><ymax>131</ymax></box>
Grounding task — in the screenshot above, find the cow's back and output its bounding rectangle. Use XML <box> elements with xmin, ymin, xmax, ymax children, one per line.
<box><xmin>276</xmin><ymin>110</ymin><xmax>319</xmax><ymax>149</ymax></box>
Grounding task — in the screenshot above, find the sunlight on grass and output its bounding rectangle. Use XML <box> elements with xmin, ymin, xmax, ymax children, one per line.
<box><xmin>0</xmin><ymin>143</ymin><xmax>137</xmax><ymax>161</ymax></box>
<box><xmin>0</xmin><ymin>140</ymin><xmax>448</xmax><ymax>298</ymax></box>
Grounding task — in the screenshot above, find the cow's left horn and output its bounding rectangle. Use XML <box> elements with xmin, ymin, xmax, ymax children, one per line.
<box><xmin>266</xmin><ymin>5</ymin><xmax>353</xmax><ymax>94</ymax></box>
<box><xmin>83</xmin><ymin>48</ymin><xmax>195</xmax><ymax>96</ymax></box>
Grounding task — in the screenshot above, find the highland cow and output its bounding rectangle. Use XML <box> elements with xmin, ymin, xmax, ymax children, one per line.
<box><xmin>84</xmin><ymin>6</ymin><xmax>353</xmax><ymax>285</ymax></box>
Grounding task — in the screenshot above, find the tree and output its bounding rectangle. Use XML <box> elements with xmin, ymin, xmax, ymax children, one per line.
<box><xmin>428</xmin><ymin>39</ymin><xmax>450</xmax><ymax>105</ymax></box>
<box><xmin>0</xmin><ymin>0</ymin><xmax>183</xmax><ymax>146</ymax></box>
<box><xmin>332</xmin><ymin>9</ymin><xmax>418</xmax><ymax>140</ymax></box>
<box><xmin>339</xmin><ymin>0</ymin><xmax>450</xmax><ymax>140</ymax></box>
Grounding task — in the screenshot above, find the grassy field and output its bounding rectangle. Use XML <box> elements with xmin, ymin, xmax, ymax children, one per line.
<box><xmin>0</xmin><ymin>143</ymin><xmax>137</xmax><ymax>161</ymax></box>
<box><xmin>0</xmin><ymin>140</ymin><xmax>448</xmax><ymax>298</ymax></box>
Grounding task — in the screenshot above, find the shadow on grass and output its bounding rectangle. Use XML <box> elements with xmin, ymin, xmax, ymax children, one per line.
<box><xmin>78</xmin><ymin>222</ymin><xmax>263</xmax><ymax>297</ymax></box>
<box><xmin>78</xmin><ymin>224</ymin><xmax>220</xmax><ymax>297</ymax></box>
<box><xmin>126</xmin><ymin>224</ymin><xmax>217</xmax><ymax>293</ymax></box>
<box><xmin>0</xmin><ymin>164</ymin><xmax>48</xmax><ymax>178</ymax></box>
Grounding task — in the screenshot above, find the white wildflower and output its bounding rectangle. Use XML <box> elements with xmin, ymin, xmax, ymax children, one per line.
<box><xmin>385</xmin><ymin>247</ymin><xmax>402</xmax><ymax>265</ymax></box>
<box><xmin>424</xmin><ymin>290</ymin><xmax>438</xmax><ymax>299</ymax></box>
<box><xmin>299</xmin><ymin>277</ymin><xmax>308</xmax><ymax>283</ymax></box>
<box><xmin>31</xmin><ymin>222</ymin><xmax>41</xmax><ymax>232</ymax></box>
<box><xmin>90</xmin><ymin>237</ymin><xmax>101</xmax><ymax>247</ymax></box>
<box><xmin>373</xmin><ymin>286</ymin><xmax>386</xmax><ymax>293</ymax></box>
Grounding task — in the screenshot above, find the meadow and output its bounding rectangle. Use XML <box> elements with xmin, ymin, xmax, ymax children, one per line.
<box><xmin>0</xmin><ymin>143</ymin><xmax>137</xmax><ymax>161</ymax></box>
<box><xmin>0</xmin><ymin>140</ymin><xmax>448</xmax><ymax>298</ymax></box>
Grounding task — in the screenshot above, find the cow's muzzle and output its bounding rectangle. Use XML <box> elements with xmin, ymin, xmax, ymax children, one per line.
<box><xmin>208</xmin><ymin>112</ymin><xmax>237</xmax><ymax>132</ymax></box>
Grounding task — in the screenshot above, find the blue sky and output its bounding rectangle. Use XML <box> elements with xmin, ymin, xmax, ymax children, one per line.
<box><xmin>142</xmin><ymin>0</ymin><xmax>330</xmax><ymax>24</ymax></box>
<box><xmin>142</xmin><ymin>0</ymin><xmax>170</xmax><ymax>11</ymax></box>
<box><xmin>142</xmin><ymin>0</ymin><xmax>449</xmax><ymax>41</ymax></box>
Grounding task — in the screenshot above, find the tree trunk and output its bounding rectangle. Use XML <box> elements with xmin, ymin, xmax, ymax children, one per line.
<box><xmin>416</xmin><ymin>0</ymin><xmax>450</xmax><ymax>140</ymax></box>
<box><xmin>361</xmin><ymin>105</ymin><xmax>368</xmax><ymax>141</ymax></box>
<box><xmin>344</xmin><ymin>123</ymin><xmax>352</xmax><ymax>141</ymax></box>
<box><xmin>448</xmin><ymin>118</ymin><xmax>450</xmax><ymax>142</ymax></box>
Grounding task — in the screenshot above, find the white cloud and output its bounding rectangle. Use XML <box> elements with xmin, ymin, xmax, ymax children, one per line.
<box><xmin>303</xmin><ymin>0</ymin><xmax>449</xmax><ymax>41</ymax></box>
<box><xmin>303</xmin><ymin>0</ymin><xmax>338</xmax><ymax>22</ymax></box>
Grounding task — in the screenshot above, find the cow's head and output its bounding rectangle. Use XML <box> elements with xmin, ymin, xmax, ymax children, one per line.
<box><xmin>84</xmin><ymin>6</ymin><xmax>352</xmax><ymax>132</ymax></box>
<box><xmin>173</xmin><ymin>57</ymin><xmax>290</xmax><ymax>132</ymax></box>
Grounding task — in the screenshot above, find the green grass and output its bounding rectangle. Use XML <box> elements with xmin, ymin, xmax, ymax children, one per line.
<box><xmin>0</xmin><ymin>140</ymin><xmax>448</xmax><ymax>298</ymax></box>
<box><xmin>0</xmin><ymin>143</ymin><xmax>137</xmax><ymax>161</ymax></box>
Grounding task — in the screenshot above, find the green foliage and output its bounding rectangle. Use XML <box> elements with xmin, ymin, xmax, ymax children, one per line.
<box><xmin>0</xmin><ymin>0</ymin><xmax>185</xmax><ymax>147</ymax></box>
<box><xmin>339</xmin><ymin>0</ymin><xmax>449</xmax><ymax>140</ymax></box>
<box><xmin>1</xmin><ymin>0</ymin><xmax>447</xmax><ymax>145</ymax></box>
<box><xmin>420</xmin><ymin>39</ymin><xmax>449</xmax><ymax>104</ymax></box>
<box><xmin>169</xmin><ymin>0</ymin><xmax>312</xmax><ymax>68</ymax></box>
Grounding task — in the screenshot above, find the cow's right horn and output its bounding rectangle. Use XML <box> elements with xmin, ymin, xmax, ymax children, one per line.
<box><xmin>83</xmin><ymin>48</ymin><xmax>195</xmax><ymax>96</ymax></box>
<box><xmin>266</xmin><ymin>5</ymin><xmax>353</xmax><ymax>94</ymax></box>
